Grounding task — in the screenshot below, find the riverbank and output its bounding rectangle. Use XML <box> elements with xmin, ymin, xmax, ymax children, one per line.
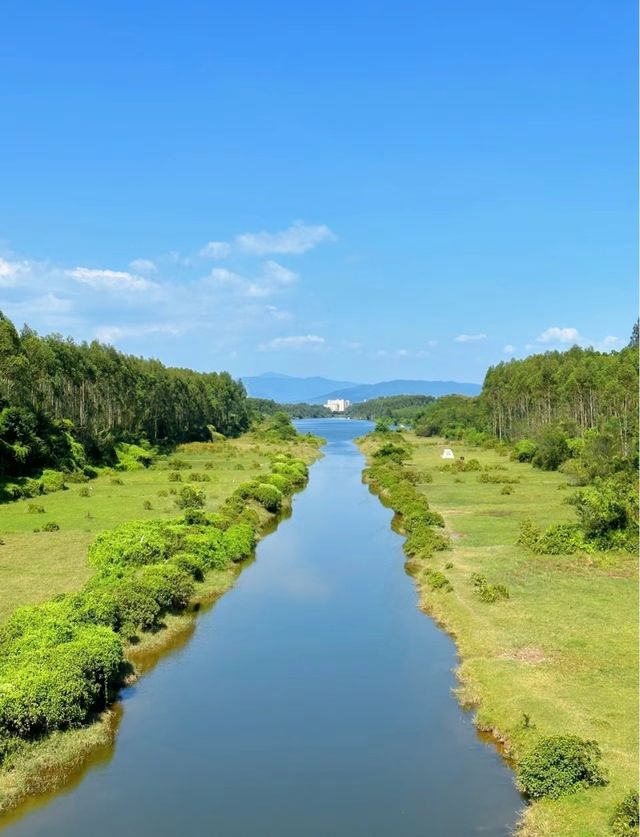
<box><xmin>358</xmin><ymin>432</ymin><xmax>638</xmax><ymax>837</ymax></box>
<box><xmin>0</xmin><ymin>430</ymin><xmax>322</xmax><ymax>819</ymax></box>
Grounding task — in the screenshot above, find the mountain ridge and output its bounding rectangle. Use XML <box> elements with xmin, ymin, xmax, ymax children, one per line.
<box><xmin>242</xmin><ymin>372</ymin><xmax>481</xmax><ymax>404</ymax></box>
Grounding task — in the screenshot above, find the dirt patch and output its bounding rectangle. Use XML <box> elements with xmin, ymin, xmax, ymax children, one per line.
<box><xmin>499</xmin><ymin>646</ymin><xmax>546</xmax><ymax>664</ymax></box>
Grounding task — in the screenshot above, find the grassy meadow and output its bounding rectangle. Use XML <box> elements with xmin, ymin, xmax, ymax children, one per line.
<box><xmin>362</xmin><ymin>433</ymin><xmax>638</xmax><ymax>837</ymax></box>
<box><xmin>0</xmin><ymin>435</ymin><xmax>320</xmax><ymax>624</ymax></box>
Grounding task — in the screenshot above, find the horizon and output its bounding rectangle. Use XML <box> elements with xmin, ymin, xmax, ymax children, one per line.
<box><xmin>1</xmin><ymin>1</ymin><xmax>636</xmax><ymax>383</ymax></box>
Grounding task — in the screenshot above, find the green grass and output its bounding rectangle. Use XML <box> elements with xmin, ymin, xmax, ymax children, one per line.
<box><xmin>395</xmin><ymin>436</ymin><xmax>638</xmax><ymax>836</ymax></box>
<box><xmin>0</xmin><ymin>435</ymin><xmax>319</xmax><ymax>623</ymax></box>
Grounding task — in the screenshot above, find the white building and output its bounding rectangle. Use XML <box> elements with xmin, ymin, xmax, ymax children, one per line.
<box><xmin>324</xmin><ymin>398</ymin><xmax>351</xmax><ymax>413</ymax></box>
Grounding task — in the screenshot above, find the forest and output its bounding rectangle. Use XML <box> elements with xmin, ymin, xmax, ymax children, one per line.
<box><xmin>346</xmin><ymin>394</ymin><xmax>435</xmax><ymax>422</ymax></box>
<box><xmin>0</xmin><ymin>312</ymin><xmax>251</xmax><ymax>482</ymax></box>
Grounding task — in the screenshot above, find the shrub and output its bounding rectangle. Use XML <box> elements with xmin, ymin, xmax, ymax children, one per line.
<box><xmin>142</xmin><ymin>500</ymin><xmax>152</xmax><ymax>510</ymax></box>
<box><xmin>470</xmin><ymin>573</ymin><xmax>510</xmax><ymax>602</ymax></box>
<box><xmin>174</xmin><ymin>485</ymin><xmax>206</xmax><ymax>510</ymax></box>
<box><xmin>517</xmin><ymin>735</ymin><xmax>607</xmax><ymax>799</ymax></box>
<box><xmin>609</xmin><ymin>791</ymin><xmax>639</xmax><ymax>837</ymax></box>
<box><xmin>78</xmin><ymin>486</ymin><xmax>91</xmax><ymax>497</ymax></box>
<box><xmin>27</xmin><ymin>503</ymin><xmax>45</xmax><ymax>514</ymax></box>
<box><xmin>425</xmin><ymin>570</ymin><xmax>452</xmax><ymax>591</ymax></box>
<box><xmin>224</xmin><ymin>524</ymin><xmax>256</xmax><ymax>563</ymax></box>
<box><xmin>171</xmin><ymin>551</ymin><xmax>206</xmax><ymax>581</ymax></box>
<box><xmin>512</xmin><ymin>439</ymin><xmax>538</xmax><ymax>463</ymax></box>
<box><xmin>373</xmin><ymin>442</ymin><xmax>410</xmax><ymax>464</ymax></box>
<box><xmin>518</xmin><ymin>519</ymin><xmax>542</xmax><ymax>550</ymax></box>
<box><xmin>532</xmin><ymin>428</ymin><xmax>570</xmax><ymax>471</ymax></box>
<box><xmin>38</xmin><ymin>469</ymin><xmax>67</xmax><ymax>493</ymax></box>
<box><xmin>136</xmin><ymin>564</ymin><xmax>194</xmax><ymax>611</ymax></box>
<box><xmin>537</xmin><ymin>523</ymin><xmax>590</xmax><ymax>555</ymax></box>
<box><xmin>110</xmin><ymin>477</ymin><xmax>124</xmax><ymax>486</ymax></box>
<box><xmin>190</xmin><ymin>472</ymin><xmax>210</xmax><ymax>482</ymax></box>
<box><xmin>569</xmin><ymin>475</ymin><xmax>637</xmax><ymax>543</ymax></box>
<box><xmin>183</xmin><ymin>508</ymin><xmax>207</xmax><ymax>526</ymax></box>
<box><xmin>252</xmin><ymin>483</ymin><xmax>283</xmax><ymax>513</ymax></box>
<box><xmin>501</xmin><ymin>485</ymin><xmax>513</xmax><ymax>495</ymax></box>
<box><xmin>184</xmin><ymin>529</ymin><xmax>230</xmax><ymax>569</ymax></box>
<box><xmin>115</xmin><ymin>443</ymin><xmax>155</xmax><ymax>471</ymax></box>
<box><xmin>42</xmin><ymin>521</ymin><xmax>60</xmax><ymax>532</ymax></box>
<box><xmin>168</xmin><ymin>457</ymin><xmax>192</xmax><ymax>470</ymax></box>
<box><xmin>204</xmin><ymin>461</ymin><xmax>214</xmax><ymax>470</ymax></box>
<box><xmin>157</xmin><ymin>489</ymin><xmax>168</xmax><ymax>497</ymax></box>
<box><xmin>88</xmin><ymin>520</ymin><xmax>173</xmax><ymax>569</ymax></box>
<box><xmin>168</xmin><ymin>471</ymin><xmax>182</xmax><ymax>482</ymax></box>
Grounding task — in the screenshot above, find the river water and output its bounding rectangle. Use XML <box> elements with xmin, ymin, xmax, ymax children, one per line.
<box><xmin>2</xmin><ymin>419</ymin><xmax>522</xmax><ymax>836</ymax></box>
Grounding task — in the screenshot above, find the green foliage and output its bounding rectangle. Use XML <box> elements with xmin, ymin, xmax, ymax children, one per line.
<box><xmin>251</xmin><ymin>483</ymin><xmax>283</xmax><ymax>513</ymax></box>
<box><xmin>569</xmin><ymin>475</ymin><xmax>637</xmax><ymax>545</ymax></box>
<box><xmin>223</xmin><ymin>524</ymin><xmax>256</xmax><ymax>562</ymax></box>
<box><xmin>425</xmin><ymin>570</ymin><xmax>452</xmax><ymax>591</ymax></box>
<box><xmin>373</xmin><ymin>442</ymin><xmax>410</xmax><ymax>464</ymax></box>
<box><xmin>174</xmin><ymin>485</ymin><xmax>206</xmax><ymax>510</ymax></box>
<box><xmin>609</xmin><ymin>791</ymin><xmax>639</xmax><ymax>837</ymax></box>
<box><xmin>88</xmin><ymin>520</ymin><xmax>173</xmax><ymax>569</ymax></box>
<box><xmin>247</xmin><ymin>398</ymin><xmax>331</xmax><ymax>420</ymax></box>
<box><xmin>517</xmin><ymin>735</ymin><xmax>607</xmax><ymax>799</ymax></box>
<box><xmin>168</xmin><ymin>471</ymin><xmax>182</xmax><ymax>482</ymax></box>
<box><xmin>512</xmin><ymin>439</ymin><xmax>538</xmax><ymax>462</ymax></box>
<box><xmin>170</xmin><ymin>551</ymin><xmax>206</xmax><ymax>581</ymax></box>
<box><xmin>414</xmin><ymin>395</ymin><xmax>486</xmax><ymax>439</ymax></box>
<box><xmin>346</xmin><ymin>394</ymin><xmax>435</xmax><ymax>423</ymax></box>
<box><xmin>27</xmin><ymin>503</ymin><xmax>45</xmax><ymax>514</ymax></box>
<box><xmin>115</xmin><ymin>443</ymin><xmax>155</xmax><ymax>471</ymax></box>
<box><xmin>257</xmin><ymin>411</ymin><xmax>299</xmax><ymax>441</ymax></box>
<box><xmin>537</xmin><ymin>523</ymin><xmax>591</xmax><ymax>555</ymax></box>
<box><xmin>42</xmin><ymin>521</ymin><xmax>60</xmax><ymax>532</ymax></box>
<box><xmin>470</xmin><ymin>573</ymin><xmax>510</xmax><ymax>602</ymax></box>
<box><xmin>532</xmin><ymin>427</ymin><xmax>571</xmax><ymax>471</ymax></box>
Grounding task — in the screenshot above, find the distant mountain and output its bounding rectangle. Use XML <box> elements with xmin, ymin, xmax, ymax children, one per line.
<box><xmin>241</xmin><ymin>373</ymin><xmax>358</xmax><ymax>403</ymax></box>
<box><xmin>310</xmin><ymin>379</ymin><xmax>481</xmax><ymax>404</ymax></box>
<box><xmin>241</xmin><ymin>372</ymin><xmax>481</xmax><ymax>404</ymax></box>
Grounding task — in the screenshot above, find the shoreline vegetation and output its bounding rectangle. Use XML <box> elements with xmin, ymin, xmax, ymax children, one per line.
<box><xmin>358</xmin><ymin>429</ymin><xmax>637</xmax><ymax>837</ymax></box>
<box><xmin>0</xmin><ymin>418</ymin><xmax>323</xmax><ymax>820</ymax></box>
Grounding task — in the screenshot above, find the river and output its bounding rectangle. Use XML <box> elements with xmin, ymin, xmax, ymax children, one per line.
<box><xmin>2</xmin><ymin>419</ymin><xmax>522</xmax><ymax>836</ymax></box>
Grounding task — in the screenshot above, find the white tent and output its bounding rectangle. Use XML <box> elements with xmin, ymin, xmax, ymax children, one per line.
<box><xmin>441</xmin><ymin>448</ymin><xmax>455</xmax><ymax>459</ymax></box>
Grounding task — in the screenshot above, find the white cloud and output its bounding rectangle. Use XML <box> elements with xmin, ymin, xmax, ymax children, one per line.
<box><xmin>427</xmin><ymin>339</ymin><xmax>438</xmax><ymax>347</ymax></box>
<box><xmin>265</xmin><ymin>305</ymin><xmax>292</xmax><ymax>321</ymax></box>
<box><xmin>259</xmin><ymin>334</ymin><xmax>326</xmax><ymax>351</ymax></box>
<box><xmin>235</xmin><ymin>220</ymin><xmax>336</xmax><ymax>255</ymax></box>
<box><xmin>537</xmin><ymin>326</ymin><xmax>580</xmax><ymax>344</ymax></box>
<box><xmin>375</xmin><ymin>348</ymin><xmax>411</xmax><ymax>359</ymax></box>
<box><xmin>95</xmin><ymin>322</ymin><xmax>187</xmax><ymax>344</ymax></box>
<box><xmin>129</xmin><ymin>258</ymin><xmax>157</xmax><ymax>273</ymax></box>
<box><xmin>503</xmin><ymin>344</ymin><xmax>516</xmax><ymax>354</ymax></box>
<box><xmin>262</xmin><ymin>259</ymin><xmax>298</xmax><ymax>286</ymax></box>
<box><xmin>199</xmin><ymin>241</ymin><xmax>231</xmax><ymax>259</ymax></box>
<box><xmin>69</xmin><ymin>267</ymin><xmax>154</xmax><ymax>292</ymax></box>
<box><xmin>455</xmin><ymin>333</ymin><xmax>487</xmax><ymax>343</ymax></box>
<box><xmin>599</xmin><ymin>335</ymin><xmax>622</xmax><ymax>350</ymax></box>
<box><xmin>0</xmin><ymin>256</ymin><xmax>29</xmax><ymax>286</ymax></box>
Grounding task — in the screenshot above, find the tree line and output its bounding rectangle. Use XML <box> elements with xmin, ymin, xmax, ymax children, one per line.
<box><xmin>0</xmin><ymin>312</ymin><xmax>251</xmax><ymax>478</ymax></box>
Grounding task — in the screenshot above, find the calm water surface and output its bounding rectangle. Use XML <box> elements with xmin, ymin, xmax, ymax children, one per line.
<box><xmin>2</xmin><ymin>419</ymin><xmax>522</xmax><ymax>836</ymax></box>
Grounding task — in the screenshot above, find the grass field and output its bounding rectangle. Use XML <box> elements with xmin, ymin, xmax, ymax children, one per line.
<box><xmin>0</xmin><ymin>435</ymin><xmax>320</xmax><ymax>624</ymax></box>
<box><xmin>385</xmin><ymin>435</ymin><xmax>638</xmax><ymax>836</ymax></box>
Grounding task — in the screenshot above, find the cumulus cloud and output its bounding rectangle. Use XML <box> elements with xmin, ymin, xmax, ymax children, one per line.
<box><xmin>537</xmin><ymin>326</ymin><xmax>580</xmax><ymax>344</ymax></box>
<box><xmin>69</xmin><ymin>267</ymin><xmax>155</xmax><ymax>292</ymax></box>
<box><xmin>503</xmin><ymin>344</ymin><xmax>516</xmax><ymax>354</ymax></box>
<box><xmin>259</xmin><ymin>334</ymin><xmax>326</xmax><ymax>351</ymax></box>
<box><xmin>455</xmin><ymin>333</ymin><xmax>487</xmax><ymax>343</ymax></box>
<box><xmin>129</xmin><ymin>258</ymin><xmax>157</xmax><ymax>273</ymax></box>
<box><xmin>235</xmin><ymin>220</ymin><xmax>336</xmax><ymax>255</ymax></box>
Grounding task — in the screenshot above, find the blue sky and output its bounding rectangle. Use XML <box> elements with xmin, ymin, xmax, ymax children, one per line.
<box><xmin>0</xmin><ymin>0</ymin><xmax>636</xmax><ymax>384</ymax></box>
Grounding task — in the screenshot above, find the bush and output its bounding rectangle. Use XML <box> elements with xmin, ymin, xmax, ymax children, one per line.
<box><xmin>569</xmin><ymin>475</ymin><xmax>637</xmax><ymax>543</ymax></box>
<box><xmin>512</xmin><ymin>439</ymin><xmax>538</xmax><ymax>463</ymax></box>
<box><xmin>42</xmin><ymin>521</ymin><xmax>60</xmax><ymax>532</ymax></box>
<box><xmin>537</xmin><ymin>523</ymin><xmax>590</xmax><ymax>555</ymax></box>
<box><xmin>183</xmin><ymin>508</ymin><xmax>207</xmax><ymax>526</ymax></box>
<box><xmin>38</xmin><ymin>469</ymin><xmax>67</xmax><ymax>493</ymax></box>
<box><xmin>89</xmin><ymin>520</ymin><xmax>173</xmax><ymax>569</ymax></box>
<box><xmin>470</xmin><ymin>573</ymin><xmax>510</xmax><ymax>602</ymax></box>
<box><xmin>252</xmin><ymin>483</ymin><xmax>283</xmax><ymax>513</ymax></box>
<box><xmin>78</xmin><ymin>486</ymin><xmax>91</xmax><ymax>497</ymax></box>
<box><xmin>115</xmin><ymin>443</ymin><xmax>155</xmax><ymax>471</ymax></box>
<box><xmin>168</xmin><ymin>471</ymin><xmax>182</xmax><ymax>482</ymax></box>
<box><xmin>500</xmin><ymin>485</ymin><xmax>514</xmax><ymax>495</ymax></box>
<box><xmin>425</xmin><ymin>570</ymin><xmax>452</xmax><ymax>591</ymax></box>
<box><xmin>168</xmin><ymin>457</ymin><xmax>192</xmax><ymax>470</ymax></box>
<box><xmin>184</xmin><ymin>529</ymin><xmax>229</xmax><ymax>569</ymax></box>
<box><xmin>517</xmin><ymin>735</ymin><xmax>607</xmax><ymax>799</ymax></box>
<box><xmin>532</xmin><ymin>428</ymin><xmax>570</xmax><ymax>471</ymax></box>
<box><xmin>517</xmin><ymin>519</ymin><xmax>542</xmax><ymax>551</ymax></box>
<box><xmin>174</xmin><ymin>485</ymin><xmax>206</xmax><ymax>510</ymax></box>
<box><xmin>110</xmin><ymin>477</ymin><xmax>124</xmax><ymax>486</ymax></box>
<box><xmin>142</xmin><ymin>500</ymin><xmax>152</xmax><ymax>510</ymax></box>
<box><xmin>27</xmin><ymin>503</ymin><xmax>45</xmax><ymax>514</ymax></box>
<box><xmin>609</xmin><ymin>791</ymin><xmax>639</xmax><ymax>837</ymax></box>
<box><xmin>223</xmin><ymin>524</ymin><xmax>256</xmax><ymax>562</ymax></box>
<box><xmin>190</xmin><ymin>472</ymin><xmax>210</xmax><ymax>482</ymax></box>
<box><xmin>171</xmin><ymin>551</ymin><xmax>206</xmax><ymax>581</ymax></box>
